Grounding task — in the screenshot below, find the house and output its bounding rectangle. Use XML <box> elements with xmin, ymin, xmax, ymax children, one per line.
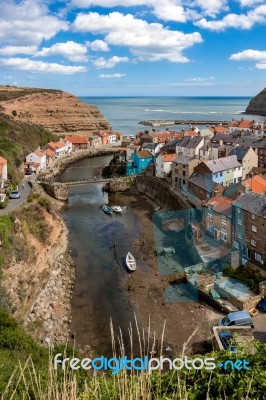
<box><xmin>142</xmin><ymin>142</ymin><xmax>162</xmax><ymax>157</ymax></box>
<box><xmin>66</xmin><ymin>135</ymin><xmax>89</xmax><ymax>150</ymax></box>
<box><xmin>210</xmin><ymin>126</ymin><xmax>229</xmax><ymax>135</ymax></box>
<box><xmin>126</xmin><ymin>145</ymin><xmax>140</xmax><ymax>160</ymax></box>
<box><xmin>193</xmin><ymin>155</ymin><xmax>242</xmax><ymax>187</ymax></box>
<box><xmin>171</xmin><ymin>155</ymin><xmax>201</xmax><ymax>188</ymax></box>
<box><xmin>155</xmin><ymin>153</ymin><xmax>176</xmax><ymax>178</ymax></box>
<box><xmin>126</xmin><ymin>150</ymin><xmax>154</xmax><ymax>176</ymax></box>
<box><xmin>0</xmin><ymin>156</ymin><xmax>7</xmax><ymax>188</ymax></box>
<box><xmin>160</xmin><ymin>138</ymin><xmax>181</xmax><ymax>154</ymax></box>
<box><xmin>46</xmin><ymin>140</ymin><xmax>72</xmax><ymax>157</ymax></box>
<box><xmin>228</xmin><ymin>147</ymin><xmax>258</xmax><ymax>179</ymax></box>
<box><xmin>45</xmin><ymin>148</ymin><xmax>55</xmax><ymax>165</ymax></box>
<box><xmin>25</xmin><ymin>149</ymin><xmax>47</xmax><ymax>172</ymax></box>
<box><xmin>121</xmin><ymin>136</ymin><xmax>133</xmax><ymax>147</ymax></box>
<box><xmin>175</xmin><ymin>136</ymin><xmax>204</xmax><ymax>158</ymax></box>
<box><xmin>229</xmin><ymin>120</ymin><xmax>253</xmax><ymax>133</ymax></box>
<box><xmin>188</xmin><ymin>174</ymin><xmax>224</xmax><ymax>202</ymax></box>
<box><xmin>199</xmin><ymin>128</ymin><xmax>214</xmax><ymax>138</ymax></box>
<box><xmin>257</xmin><ymin>138</ymin><xmax>266</xmax><ymax>169</ymax></box>
<box><xmin>97</xmin><ymin>130</ymin><xmax>117</xmax><ymax>145</ymax></box>
<box><xmin>89</xmin><ymin>135</ymin><xmax>102</xmax><ymax>147</ymax></box>
<box><xmin>205</xmin><ymin>195</ymin><xmax>233</xmax><ymax>246</ymax></box>
<box><xmin>232</xmin><ymin>193</ymin><xmax>266</xmax><ymax>269</ymax></box>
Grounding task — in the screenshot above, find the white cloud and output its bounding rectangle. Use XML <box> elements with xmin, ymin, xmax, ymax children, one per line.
<box><xmin>73</xmin><ymin>12</ymin><xmax>203</xmax><ymax>62</ymax></box>
<box><xmin>87</xmin><ymin>40</ymin><xmax>110</xmax><ymax>52</ymax></box>
<box><xmin>191</xmin><ymin>0</ymin><xmax>228</xmax><ymax>18</ymax></box>
<box><xmin>0</xmin><ymin>46</ymin><xmax>37</xmax><ymax>56</ymax></box>
<box><xmin>230</xmin><ymin>49</ymin><xmax>266</xmax><ymax>62</ymax></box>
<box><xmin>185</xmin><ymin>76</ymin><xmax>216</xmax><ymax>82</ymax></box>
<box><xmin>35</xmin><ymin>41</ymin><xmax>88</xmax><ymax>62</ymax></box>
<box><xmin>99</xmin><ymin>73</ymin><xmax>126</xmax><ymax>78</ymax></box>
<box><xmin>0</xmin><ymin>57</ymin><xmax>87</xmax><ymax>74</ymax></box>
<box><xmin>93</xmin><ymin>56</ymin><xmax>129</xmax><ymax>69</ymax></box>
<box><xmin>256</xmin><ymin>63</ymin><xmax>266</xmax><ymax>69</ymax></box>
<box><xmin>71</xmin><ymin>0</ymin><xmax>187</xmax><ymax>22</ymax></box>
<box><xmin>237</xmin><ymin>0</ymin><xmax>265</xmax><ymax>7</ymax></box>
<box><xmin>195</xmin><ymin>4</ymin><xmax>266</xmax><ymax>31</ymax></box>
<box><xmin>0</xmin><ymin>0</ymin><xmax>68</xmax><ymax>46</ymax></box>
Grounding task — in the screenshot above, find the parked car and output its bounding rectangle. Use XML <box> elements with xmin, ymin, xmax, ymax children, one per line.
<box><xmin>218</xmin><ymin>310</ymin><xmax>254</xmax><ymax>328</ymax></box>
<box><xmin>9</xmin><ymin>190</ymin><xmax>21</xmax><ymax>199</ymax></box>
<box><xmin>25</xmin><ymin>170</ymin><xmax>34</xmax><ymax>175</ymax></box>
<box><xmin>257</xmin><ymin>298</ymin><xmax>266</xmax><ymax>312</ymax></box>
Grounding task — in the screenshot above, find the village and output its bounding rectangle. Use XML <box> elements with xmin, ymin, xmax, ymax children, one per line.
<box><xmin>1</xmin><ymin>117</ymin><xmax>266</xmax><ymax>353</ymax></box>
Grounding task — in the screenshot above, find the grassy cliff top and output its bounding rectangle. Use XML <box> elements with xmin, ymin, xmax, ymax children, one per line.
<box><xmin>0</xmin><ymin>85</ymin><xmax>62</xmax><ymax>102</ymax></box>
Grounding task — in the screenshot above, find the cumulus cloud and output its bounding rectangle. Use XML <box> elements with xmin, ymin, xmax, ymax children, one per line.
<box><xmin>0</xmin><ymin>0</ymin><xmax>68</xmax><ymax>46</ymax></box>
<box><xmin>86</xmin><ymin>40</ymin><xmax>110</xmax><ymax>51</ymax></box>
<box><xmin>191</xmin><ymin>0</ymin><xmax>228</xmax><ymax>18</ymax></box>
<box><xmin>35</xmin><ymin>41</ymin><xmax>88</xmax><ymax>62</ymax></box>
<box><xmin>237</xmin><ymin>0</ymin><xmax>265</xmax><ymax>7</ymax></box>
<box><xmin>99</xmin><ymin>73</ymin><xmax>126</xmax><ymax>78</ymax></box>
<box><xmin>93</xmin><ymin>56</ymin><xmax>129</xmax><ymax>68</ymax></box>
<box><xmin>0</xmin><ymin>57</ymin><xmax>87</xmax><ymax>74</ymax></box>
<box><xmin>195</xmin><ymin>4</ymin><xmax>266</xmax><ymax>31</ymax></box>
<box><xmin>73</xmin><ymin>12</ymin><xmax>203</xmax><ymax>62</ymax></box>
<box><xmin>230</xmin><ymin>49</ymin><xmax>266</xmax><ymax>70</ymax></box>
<box><xmin>71</xmin><ymin>0</ymin><xmax>187</xmax><ymax>22</ymax></box>
<box><xmin>0</xmin><ymin>46</ymin><xmax>37</xmax><ymax>56</ymax></box>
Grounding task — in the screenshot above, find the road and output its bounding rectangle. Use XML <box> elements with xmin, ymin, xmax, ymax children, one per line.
<box><xmin>0</xmin><ymin>174</ymin><xmax>34</xmax><ymax>216</ymax></box>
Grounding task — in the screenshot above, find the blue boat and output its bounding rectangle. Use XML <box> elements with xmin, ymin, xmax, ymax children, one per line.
<box><xmin>103</xmin><ymin>204</ymin><xmax>113</xmax><ymax>214</ymax></box>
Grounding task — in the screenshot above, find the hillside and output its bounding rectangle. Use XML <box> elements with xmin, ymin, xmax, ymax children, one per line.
<box><xmin>245</xmin><ymin>88</ymin><xmax>266</xmax><ymax>116</ymax></box>
<box><xmin>0</xmin><ymin>85</ymin><xmax>112</xmax><ymax>136</ymax></box>
<box><xmin>0</xmin><ymin>113</ymin><xmax>56</xmax><ymax>182</ymax></box>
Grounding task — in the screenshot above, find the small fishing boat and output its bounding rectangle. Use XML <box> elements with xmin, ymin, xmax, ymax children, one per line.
<box><xmin>126</xmin><ymin>252</ymin><xmax>136</xmax><ymax>272</ymax></box>
<box><xmin>103</xmin><ymin>204</ymin><xmax>113</xmax><ymax>214</ymax></box>
<box><xmin>112</xmin><ymin>205</ymin><xmax>123</xmax><ymax>213</ymax></box>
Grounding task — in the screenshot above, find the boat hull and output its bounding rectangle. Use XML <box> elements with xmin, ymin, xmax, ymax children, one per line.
<box><xmin>126</xmin><ymin>252</ymin><xmax>136</xmax><ymax>272</ymax></box>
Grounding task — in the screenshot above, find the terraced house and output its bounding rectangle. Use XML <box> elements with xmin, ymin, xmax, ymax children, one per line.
<box><xmin>232</xmin><ymin>193</ymin><xmax>266</xmax><ymax>270</ymax></box>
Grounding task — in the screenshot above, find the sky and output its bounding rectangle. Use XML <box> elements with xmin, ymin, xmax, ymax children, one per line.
<box><xmin>0</xmin><ymin>0</ymin><xmax>265</xmax><ymax>96</ymax></box>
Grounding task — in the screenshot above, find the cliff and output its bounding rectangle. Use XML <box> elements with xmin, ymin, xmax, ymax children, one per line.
<box><xmin>245</xmin><ymin>88</ymin><xmax>266</xmax><ymax>116</ymax></box>
<box><xmin>0</xmin><ymin>85</ymin><xmax>111</xmax><ymax>135</ymax></box>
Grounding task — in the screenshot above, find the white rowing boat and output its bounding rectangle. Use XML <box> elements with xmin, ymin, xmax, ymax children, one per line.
<box><xmin>112</xmin><ymin>205</ymin><xmax>123</xmax><ymax>213</ymax></box>
<box><xmin>126</xmin><ymin>252</ymin><xmax>136</xmax><ymax>272</ymax></box>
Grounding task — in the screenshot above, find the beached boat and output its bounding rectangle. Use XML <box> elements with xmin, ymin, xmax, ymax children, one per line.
<box><xmin>126</xmin><ymin>252</ymin><xmax>136</xmax><ymax>272</ymax></box>
<box><xmin>112</xmin><ymin>205</ymin><xmax>123</xmax><ymax>213</ymax></box>
<box><xmin>103</xmin><ymin>204</ymin><xmax>113</xmax><ymax>214</ymax></box>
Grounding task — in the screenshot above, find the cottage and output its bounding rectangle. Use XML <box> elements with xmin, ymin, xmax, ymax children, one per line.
<box><xmin>46</xmin><ymin>140</ymin><xmax>72</xmax><ymax>157</ymax></box>
<box><xmin>155</xmin><ymin>153</ymin><xmax>176</xmax><ymax>178</ymax></box>
<box><xmin>188</xmin><ymin>174</ymin><xmax>224</xmax><ymax>202</ymax></box>
<box><xmin>66</xmin><ymin>135</ymin><xmax>89</xmax><ymax>150</ymax></box>
<box><xmin>25</xmin><ymin>149</ymin><xmax>46</xmax><ymax>172</ymax></box>
<box><xmin>205</xmin><ymin>195</ymin><xmax>233</xmax><ymax>246</ymax></box>
<box><xmin>126</xmin><ymin>150</ymin><xmax>154</xmax><ymax>176</ymax></box>
<box><xmin>171</xmin><ymin>155</ymin><xmax>201</xmax><ymax>188</ymax></box>
<box><xmin>0</xmin><ymin>156</ymin><xmax>7</xmax><ymax>189</ymax></box>
<box><xmin>228</xmin><ymin>147</ymin><xmax>258</xmax><ymax>179</ymax></box>
<box><xmin>175</xmin><ymin>136</ymin><xmax>204</xmax><ymax>158</ymax></box>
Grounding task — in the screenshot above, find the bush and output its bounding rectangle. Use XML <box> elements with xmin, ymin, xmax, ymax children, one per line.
<box><xmin>11</xmin><ymin>110</ymin><xmax>17</xmax><ymax>117</ymax></box>
<box><xmin>37</xmin><ymin>196</ymin><xmax>51</xmax><ymax>213</ymax></box>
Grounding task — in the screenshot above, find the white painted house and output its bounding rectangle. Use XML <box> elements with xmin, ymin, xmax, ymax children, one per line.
<box><xmin>155</xmin><ymin>153</ymin><xmax>176</xmax><ymax>178</ymax></box>
<box><xmin>0</xmin><ymin>156</ymin><xmax>7</xmax><ymax>188</ymax></box>
<box><xmin>176</xmin><ymin>136</ymin><xmax>204</xmax><ymax>158</ymax></box>
<box><xmin>25</xmin><ymin>149</ymin><xmax>47</xmax><ymax>172</ymax></box>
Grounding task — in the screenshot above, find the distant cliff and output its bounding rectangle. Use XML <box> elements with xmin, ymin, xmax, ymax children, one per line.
<box><xmin>0</xmin><ymin>85</ymin><xmax>111</xmax><ymax>135</ymax></box>
<box><xmin>245</xmin><ymin>88</ymin><xmax>266</xmax><ymax>116</ymax></box>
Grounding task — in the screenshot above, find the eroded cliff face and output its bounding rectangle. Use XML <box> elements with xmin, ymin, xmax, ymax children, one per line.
<box><xmin>245</xmin><ymin>88</ymin><xmax>266</xmax><ymax>116</ymax></box>
<box><xmin>0</xmin><ymin>86</ymin><xmax>111</xmax><ymax>135</ymax></box>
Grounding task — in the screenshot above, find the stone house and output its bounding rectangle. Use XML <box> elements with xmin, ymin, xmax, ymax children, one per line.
<box><xmin>89</xmin><ymin>135</ymin><xmax>102</xmax><ymax>147</ymax></box>
<box><xmin>232</xmin><ymin>193</ymin><xmax>266</xmax><ymax>270</ymax></box>
<box><xmin>228</xmin><ymin>146</ymin><xmax>258</xmax><ymax>179</ymax></box>
<box><xmin>171</xmin><ymin>155</ymin><xmax>201</xmax><ymax>188</ymax></box>
<box><xmin>188</xmin><ymin>174</ymin><xmax>224</xmax><ymax>202</ymax></box>
<box><xmin>155</xmin><ymin>153</ymin><xmax>176</xmax><ymax>178</ymax></box>
<box><xmin>66</xmin><ymin>135</ymin><xmax>89</xmax><ymax>150</ymax></box>
<box><xmin>175</xmin><ymin>136</ymin><xmax>204</xmax><ymax>158</ymax></box>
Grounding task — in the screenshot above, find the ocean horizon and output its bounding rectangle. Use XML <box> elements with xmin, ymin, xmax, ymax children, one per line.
<box><xmin>80</xmin><ymin>96</ymin><xmax>263</xmax><ymax>135</ymax></box>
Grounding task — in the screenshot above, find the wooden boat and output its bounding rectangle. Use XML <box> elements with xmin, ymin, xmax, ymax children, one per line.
<box><xmin>126</xmin><ymin>252</ymin><xmax>136</xmax><ymax>272</ymax></box>
<box><xmin>112</xmin><ymin>205</ymin><xmax>123</xmax><ymax>213</ymax></box>
<box><xmin>103</xmin><ymin>204</ymin><xmax>113</xmax><ymax>214</ymax></box>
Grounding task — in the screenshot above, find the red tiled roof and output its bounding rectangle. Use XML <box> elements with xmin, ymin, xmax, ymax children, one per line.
<box><xmin>207</xmin><ymin>195</ymin><xmax>233</xmax><ymax>216</ymax></box>
<box><xmin>186</xmin><ymin>130</ymin><xmax>198</xmax><ymax>137</ymax></box>
<box><xmin>163</xmin><ymin>154</ymin><xmax>177</xmax><ymax>162</ymax></box>
<box><xmin>46</xmin><ymin>149</ymin><xmax>55</xmax><ymax>157</ymax></box>
<box><xmin>0</xmin><ymin>156</ymin><xmax>7</xmax><ymax>165</ymax></box>
<box><xmin>65</xmin><ymin>136</ymin><xmax>88</xmax><ymax>144</ymax></box>
<box><xmin>34</xmin><ymin>149</ymin><xmax>45</xmax><ymax>158</ymax></box>
<box><xmin>244</xmin><ymin>175</ymin><xmax>266</xmax><ymax>194</ymax></box>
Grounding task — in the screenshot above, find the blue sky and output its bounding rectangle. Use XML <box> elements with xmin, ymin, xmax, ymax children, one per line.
<box><xmin>0</xmin><ymin>0</ymin><xmax>265</xmax><ymax>96</ymax></box>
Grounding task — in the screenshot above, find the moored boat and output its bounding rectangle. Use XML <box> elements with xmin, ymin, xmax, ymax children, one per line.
<box><xmin>103</xmin><ymin>204</ymin><xmax>113</xmax><ymax>214</ymax></box>
<box><xmin>112</xmin><ymin>205</ymin><xmax>123</xmax><ymax>213</ymax></box>
<box><xmin>126</xmin><ymin>252</ymin><xmax>136</xmax><ymax>272</ymax></box>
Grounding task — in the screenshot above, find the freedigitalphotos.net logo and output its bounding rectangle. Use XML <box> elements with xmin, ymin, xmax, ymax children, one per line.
<box><xmin>54</xmin><ymin>354</ymin><xmax>250</xmax><ymax>375</ymax></box>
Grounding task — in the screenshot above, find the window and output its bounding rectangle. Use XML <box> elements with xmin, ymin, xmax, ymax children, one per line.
<box><xmin>238</xmin><ymin>232</ymin><xmax>242</xmax><ymax>239</ymax></box>
<box><xmin>251</xmin><ymin>239</ymin><xmax>256</xmax><ymax>247</ymax></box>
<box><xmin>222</xmin><ymin>215</ymin><xmax>226</xmax><ymax>221</ymax></box>
<box><xmin>238</xmin><ymin>219</ymin><xmax>242</xmax><ymax>226</ymax></box>
<box><xmin>237</xmin><ymin>208</ymin><xmax>240</xmax><ymax>214</ymax></box>
<box><xmin>255</xmin><ymin>252</ymin><xmax>263</xmax><ymax>263</ymax></box>
<box><xmin>252</xmin><ymin>225</ymin><xmax>257</xmax><ymax>233</ymax></box>
<box><xmin>220</xmin><ymin>172</ymin><xmax>222</xmax><ymax>176</ymax></box>
<box><xmin>208</xmin><ymin>213</ymin><xmax>213</xmax><ymax>222</ymax></box>
<box><xmin>234</xmin><ymin>241</ymin><xmax>240</xmax><ymax>249</ymax></box>
<box><xmin>251</xmin><ymin>214</ymin><xmax>255</xmax><ymax>220</ymax></box>
<box><xmin>221</xmin><ymin>231</ymin><xmax>227</xmax><ymax>241</ymax></box>
<box><xmin>222</xmin><ymin>222</ymin><xmax>226</xmax><ymax>230</ymax></box>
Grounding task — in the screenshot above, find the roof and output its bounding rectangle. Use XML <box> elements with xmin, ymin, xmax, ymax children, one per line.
<box><xmin>0</xmin><ymin>156</ymin><xmax>7</xmax><ymax>165</ymax></box>
<box><xmin>185</xmin><ymin>130</ymin><xmax>198</xmax><ymax>137</ymax></box>
<box><xmin>207</xmin><ymin>195</ymin><xmax>233</xmax><ymax>217</ymax></box>
<box><xmin>48</xmin><ymin>141</ymin><xmax>66</xmax><ymax>149</ymax></box>
<box><xmin>142</xmin><ymin>142</ymin><xmax>158</xmax><ymax>150</ymax></box>
<box><xmin>34</xmin><ymin>149</ymin><xmax>45</xmax><ymax>158</ymax></box>
<box><xmin>211</xmin><ymin>126</ymin><xmax>229</xmax><ymax>134</ymax></box>
<box><xmin>188</xmin><ymin>173</ymin><xmax>219</xmax><ymax>192</ymax></box>
<box><xmin>176</xmin><ymin>136</ymin><xmax>203</xmax><ymax>149</ymax></box>
<box><xmin>228</xmin><ymin>146</ymin><xmax>250</xmax><ymax>162</ymax></box>
<box><xmin>162</xmin><ymin>154</ymin><xmax>176</xmax><ymax>163</ymax></box>
<box><xmin>46</xmin><ymin>149</ymin><xmax>55</xmax><ymax>158</ymax></box>
<box><xmin>244</xmin><ymin>175</ymin><xmax>266</xmax><ymax>194</ymax></box>
<box><xmin>234</xmin><ymin>136</ymin><xmax>263</xmax><ymax>148</ymax></box>
<box><xmin>136</xmin><ymin>150</ymin><xmax>153</xmax><ymax>159</ymax></box>
<box><xmin>233</xmin><ymin>193</ymin><xmax>266</xmax><ymax>217</ymax></box>
<box><xmin>173</xmin><ymin>155</ymin><xmax>195</xmax><ymax>165</ymax></box>
<box><xmin>65</xmin><ymin>135</ymin><xmax>88</xmax><ymax>144</ymax></box>
<box><xmin>204</xmin><ymin>155</ymin><xmax>241</xmax><ymax>173</ymax></box>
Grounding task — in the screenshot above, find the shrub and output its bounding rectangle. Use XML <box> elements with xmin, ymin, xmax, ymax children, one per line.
<box><xmin>11</xmin><ymin>110</ymin><xmax>17</xmax><ymax>117</ymax></box>
<box><xmin>37</xmin><ymin>196</ymin><xmax>51</xmax><ymax>213</ymax></box>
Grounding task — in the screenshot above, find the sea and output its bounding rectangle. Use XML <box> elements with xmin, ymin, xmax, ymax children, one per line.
<box><xmin>80</xmin><ymin>96</ymin><xmax>265</xmax><ymax>136</ymax></box>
